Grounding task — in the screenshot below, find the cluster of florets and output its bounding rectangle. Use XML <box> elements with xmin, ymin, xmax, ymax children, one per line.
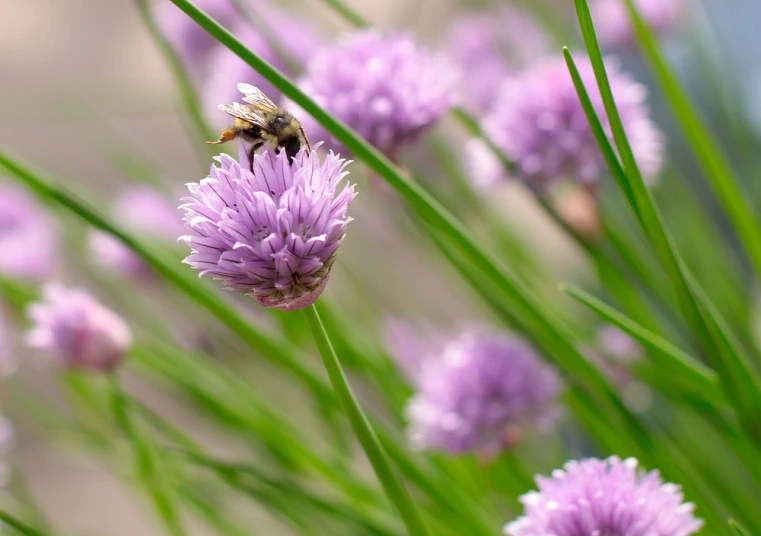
<box><xmin>290</xmin><ymin>29</ymin><xmax>459</xmax><ymax>158</ymax></box>
<box><xmin>387</xmin><ymin>322</ymin><xmax>563</xmax><ymax>455</ymax></box>
<box><xmin>506</xmin><ymin>456</ymin><xmax>703</xmax><ymax>536</ymax></box>
<box><xmin>180</xmin><ymin>147</ymin><xmax>355</xmax><ymax>310</ymax></box>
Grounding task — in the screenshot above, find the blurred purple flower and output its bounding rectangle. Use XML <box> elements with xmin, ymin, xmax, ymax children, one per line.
<box><xmin>203</xmin><ymin>18</ymin><xmax>323</xmax><ymax>129</ymax></box>
<box><xmin>89</xmin><ymin>186</ymin><xmax>184</xmax><ymax>281</ymax></box>
<box><xmin>155</xmin><ymin>0</ymin><xmax>240</xmax><ymax>76</ymax></box>
<box><xmin>483</xmin><ymin>56</ymin><xmax>664</xmax><ymax>194</ymax></box>
<box><xmin>404</xmin><ymin>329</ymin><xmax>563</xmax><ymax>454</ymax></box>
<box><xmin>598</xmin><ymin>324</ymin><xmax>643</xmax><ymax>363</ymax></box>
<box><xmin>180</xmin><ymin>146</ymin><xmax>355</xmax><ymax>311</ymax></box>
<box><xmin>384</xmin><ymin>318</ymin><xmax>442</xmax><ymax>382</ymax></box>
<box><xmin>464</xmin><ymin>138</ymin><xmax>504</xmax><ymax>190</ymax></box>
<box><xmin>26</xmin><ymin>285</ymin><xmax>132</xmax><ymax>373</ymax></box>
<box><xmin>505</xmin><ymin>456</ymin><xmax>703</xmax><ymax>536</ymax></box>
<box><xmin>445</xmin><ymin>7</ymin><xmax>550</xmax><ymax>114</ymax></box>
<box><xmin>0</xmin><ymin>183</ymin><xmax>58</xmax><ymax>281</ymax></box>
<box><xmin>291</xmin><ymin>30</ymin><xmax>459</xmax><ymax>157</ymax></box>
<box><xmin>593</xmin><ymin>0</ymin><xmax>685</xmax><ymax>47</ymax></box>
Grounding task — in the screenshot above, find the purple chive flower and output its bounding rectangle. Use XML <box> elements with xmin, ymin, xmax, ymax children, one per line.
<box><xmin>403</xmin><ymin>329</ymin><xmax>563</xmax><ymax>454</ymax></box>
<box><xmin>180</xmin><ymin>146</ymin><xmax>355</xmax><ymax>311</ymax></box>
<box><xmin>483</xmin><ymin>56</ymin><xmax>664</xmax><ymax>194</ymax></box>
<box><xmin>445</xmin><ymin>7</ymin><xmax>550</xmax><ymax>114</ymax></box>
<box><xmin>0</xmin><ymin>183</ymin><xmax>58</xmax><ymax>281</ymax></box>
<box><xmin>505</xmin><ymin>456</ymin><xmax>703</xmax><ymax>536</ymax></box>
<box><xmin>593</xmin><ymin>0</ymin><xmax>685</xmax><ymax>47</ymax></box>
<box><xmin>155</xmin><ymin>0</ymin><xmax>240</xmax><ymax>77</ymax></box>
<box><xmin>89</xmin><ymin>186</ymin><xmax>185</xmax><ymax>281</ymax></box>
<box><xmin>291</xmin><ymin>29</ymin><xmax>459</xmax><ymax>157</ymax></box>
<box><xmin>26</xmin><ymin>285</ymin><xmax>132</xmax><ymax>372</ymax></box>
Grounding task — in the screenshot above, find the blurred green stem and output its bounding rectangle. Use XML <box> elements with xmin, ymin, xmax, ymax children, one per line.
<box><xmin>109</xmin><ymin>373</ymin><xmax>188</xmax><ymax>536</ymax></box>
<box><xmin>9</xmin><ymin>465</ymin><xmax>55</xmax><ymax>536</ymax></box>
<box><xmin>0</xmin><ymin>511</ymin><xmax>47</xmax><ymax>536</ymax></box>
<box><xmin>303</xmin><ymin>304</ymin><xmax>433</xmax><ymax>536</ymax></box>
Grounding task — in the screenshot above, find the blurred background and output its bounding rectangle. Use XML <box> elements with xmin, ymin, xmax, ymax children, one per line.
<box><xmin>3</xmin><ymin>0</ymin><xmax>761</xmax><ymax>534</ymax></box>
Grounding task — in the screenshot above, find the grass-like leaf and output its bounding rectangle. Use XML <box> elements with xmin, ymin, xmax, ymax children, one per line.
<box><xmin>0</xmin><ymin>511</ymin><xmax>47</xmax><ymax>536</ymax></box>
<box><xmin>303</xmin><ymin>304</ymin><xmax>433</xmax><ymax>536</ymax></box>
<box><xmin>621</xmin><ymin>0</ymin><xmax>761</xmax><ymax>279</ymax></box>
<box><xmin>173</xmin><ymin>449</ymin><xmax>403</xmax><ymax>536</ymax></box>
<box><xmin>730</xmin><ymin>520</ymin><xmax>752</xmax><ymax>536</ymax></box>
<box><xmin>568</xmin><ymin>3</ymin><xmax>761</xmax><ymax>448</ymax></box>
<box><xmin>109</xmin><ymin>374</ymin><xmax>187</xmax><ymax>536</ymax></box>
<box><xmin>560</xmin><ymin>283</ymin><xmax>721</xmax><ymax>406</ymax></box>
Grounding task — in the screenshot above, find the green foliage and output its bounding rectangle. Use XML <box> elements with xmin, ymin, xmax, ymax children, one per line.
<box><xmin>3</xmin><ymin>0</ymin><xmax>761</xmax><ymax>534</ymax></box>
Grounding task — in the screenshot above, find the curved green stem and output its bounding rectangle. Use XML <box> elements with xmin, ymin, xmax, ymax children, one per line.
<box><xmin>303</xmin><ymin>304</ymin><xmax>432</xmax><ymax>536</ymax></box>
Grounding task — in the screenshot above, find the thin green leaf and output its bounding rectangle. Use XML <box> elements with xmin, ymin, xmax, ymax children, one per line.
<box><xmin>730</xmin><ymin>520</ymin><xmax>752</xmax><ymax>536</ymax></box>
<box><xmin>173</xmin><ymin>449</ymin><xmax>403</xmax><ymax>536</ymax></box>
<box><xmin>622</xmin><ymin>0</ymin><xmax>761</xmax><ymax>279</ymax></box>
<box><xmin>303</xmin><ymin>304</ymin><xmax>433</xmax><ymax>536</ymax></box>
<box><xmin>315</xmin><ymin>0</ymin><xmax>371</xmax><ymax>27</ymax></box>
<box><xmin>109</xmin><ymin>374</ymin><xmax>187</xmax><ymax>536</ymax></box>
<box><xmin>0</xmin><ymin>511</ymin><xmax>47</xmax><ymax>536</ymax></box>
<box><xmin>567</xmin><ymin>8</ymin><xmax>761</xmax><ymax>446</ymax></box>
<box><xmin>131</xmin><ymin>341</ymin><xmax>374</xmax><ymax>498</ymax></box>
<box><xmin>560</xmin><ymin>283</ymin><xmax>721</xmax><ymax>405</ymax></box>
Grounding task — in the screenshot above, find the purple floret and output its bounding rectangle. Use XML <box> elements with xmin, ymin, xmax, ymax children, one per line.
<box><xmin>180</xmin><ymin>147</ymin><xmax>355</xmax><ymax>311</ymax></box>
<box><xmin>506</xmin><ymin>456</ymin><xmax>703</xmax><ymax>536</ymax></box>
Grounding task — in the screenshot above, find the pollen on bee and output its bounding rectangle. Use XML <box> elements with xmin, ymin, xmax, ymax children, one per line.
<box><xmin>234</xmin><ymin>118</ymin><xmax>254</xmax><ymax>129</ymax></box>
<box><xmin>206</xmin><ymin>129</ymin><xmax>238</xmax><ymax>145</ymax></box>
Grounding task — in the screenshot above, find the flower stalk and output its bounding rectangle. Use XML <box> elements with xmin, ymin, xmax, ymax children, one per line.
<box><xmin>303</xmin><ymin>304</ymin><xmax>432</xmax><ymax>536</ymax></box>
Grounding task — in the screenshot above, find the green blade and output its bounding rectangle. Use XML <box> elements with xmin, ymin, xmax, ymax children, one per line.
<box><xmin>621</xmin><ymin>0</ymin><xmax>761</xmax><ymax>280</ymax></box>
<box><xmin>567</xmin><ymin>4</ymin><xmax>761</xmax><ymax>448</ymax></box>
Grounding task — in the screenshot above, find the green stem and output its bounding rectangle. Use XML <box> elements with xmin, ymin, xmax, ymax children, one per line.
<box><xmin>109</xmin><ymin>374</ymin><xmax>187</xmax><ymax>536</ymax></box>
<box><xmin>303</xmin><ymin>304</ymin><xmax>432</xmax><ymax>536</ymax></box>
<box><xmin>10</xmin><ymin>465</ymin><xmax>56</xmax><ymax>536</ymax></box>
<box><xmin>0</xmin><ymin>511</ymin><xmax>47</xmax><ymax>536</ymax></box>
<box><xmin>316</xmin><ymin>0</ymin><xmax>371</xmax><ymax>27</ymax></box>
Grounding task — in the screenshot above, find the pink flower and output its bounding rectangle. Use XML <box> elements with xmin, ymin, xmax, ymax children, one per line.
<box><xmin>26</xmin><ymin>285</ymin><xmax>132</xmax><ymax>372</ymax></box>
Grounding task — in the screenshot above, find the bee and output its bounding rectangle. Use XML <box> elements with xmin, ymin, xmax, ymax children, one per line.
<box><xmin>207</xmin><ymin>83</ymin><xmax>310</xmax><ymax>171</ymax></box>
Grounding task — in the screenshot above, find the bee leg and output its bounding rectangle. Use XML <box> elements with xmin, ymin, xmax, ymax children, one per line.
<box><xmin>247</xmin><ymin>142</ymin><xmax>264</xmax><ymax>172</ymax></box>
<box><xmin>206</xmin><ymin>128</ymin><xmax>237</xmax><ymax>145</ymax></box>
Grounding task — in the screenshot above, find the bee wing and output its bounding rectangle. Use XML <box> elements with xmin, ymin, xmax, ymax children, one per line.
<box><xmin>237</xmin><ymin>83</ymin><xmax>279</xmax><ymax>111</ymax></box>
<box><xmin>299</xmin><ymin>126</ymin><xmax>312</xmax><ymax>152</ymax></box>
<box><xmin>217</xmin><ymin>102</ymin><xmax>269</xmax><ymax>130</ymax></box>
